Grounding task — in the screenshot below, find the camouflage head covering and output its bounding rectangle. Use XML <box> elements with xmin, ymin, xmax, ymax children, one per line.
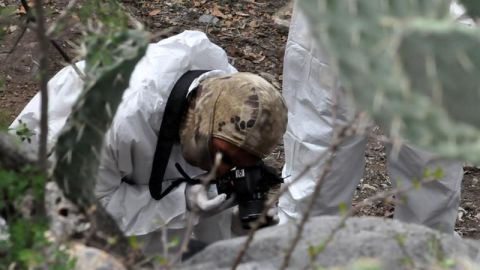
<box><xmin>179</xmin><ymin>72</ymin><xmax>288</xmax><ymax>170</ymax></box>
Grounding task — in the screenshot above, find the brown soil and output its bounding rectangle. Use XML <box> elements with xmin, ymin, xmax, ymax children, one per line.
<box><xmin>0</xmin><ymin>0</ymin><xmax>478</xmax><ymax>239</ymax></box>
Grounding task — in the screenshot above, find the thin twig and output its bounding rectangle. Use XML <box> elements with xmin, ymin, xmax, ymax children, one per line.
<box><xmin>230</xmin><ymin>119</ymin><xmax>360</xmax><ymax>270</ymax></box>
<box><xmin>46</xmin><ymin>0</ymin><xmax>78</xmax><ymax>36</ymax></box>
<box><xmin>168</xmin><ymin>154</ymin><xmax>223</xmax><ymax>267</ymax></box>
<box><xmin>1</xmin><ymin>0</ymin><xmax>31</xmax><ymax>57</ymax></box>
<box><xmin>279</xmin><ymin>74</ymin><xmax>345</xmax><ymax>270</ymax></box>
<box><xmin>45</xmin><ymin>0</ymin><xmax>85</xmax><ymax>78</ymax></box>
<box><xmin>19</xmin><ymin>0</ymin><xmax>77</xmax><ymax>73</ymax></box>
<box><xmin>279</xmin><ymin>124</ymin><xmax>350</xmax><ymax>270</ymax></box>
<box><xmin>50</xmin><ymin>39</ymin><xmax>72</xmax><ymax>63</ymax></box>
<box><xmin>162</xmin><ymin>225</ymin><xmax>169</xmax><ymax>266</ymax></box>
<box><xmin>4</xmin><ymin>21</ymin><xmax>28</xmax><ymax>58</ymax></box>
<box><xmin>32</xmin><ymin>0</ymin><xmax>49</xmax><ymax>173</ymax></box>
<box><xmin>231</xmin><ymin>78</ymin><xmax>355</xmax><ymax>270</ymax></box>
<box><xmin>230</xmin><ymin>147</ymin><xmax>332</xmax><ymax>269</ymax></box>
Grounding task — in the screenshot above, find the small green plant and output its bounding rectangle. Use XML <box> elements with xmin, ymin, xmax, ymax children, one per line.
<box><xmin>9</xmin><ymin>119</ymin><xmax>36</xmax><ymax>142</ymax></box>
<box><xmin>0</xmin><ymin>168</ymin><xmax>76</xmax><ymax>269</ymax></box>
<box><xmin>394</xmin><ymin>233</ymin><xmax>415</xmax><ymax>268</ymax></box>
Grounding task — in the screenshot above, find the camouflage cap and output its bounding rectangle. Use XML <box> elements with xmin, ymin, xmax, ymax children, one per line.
<box><xmin>179</xmin><ymin>72</ymin><xmax>288</xmax><ymax>169</ymax></box>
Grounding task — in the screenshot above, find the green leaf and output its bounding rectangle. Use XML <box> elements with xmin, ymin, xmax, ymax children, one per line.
<box><xmin>395</xmin><ymin>234</ymin><xmax>406</xmax><ymax>247</ymax></box>
<box><xmin>18</xmin><ymin>249</ymin><xmax>42</xmax><ymax>267</ymax></box>
<box><xmin>433</xmin><ymin>168</ymin><xmax>444</xmax><ymax>179</ymax></box>
<box><xmin>156</xmin><ymin>255</ymin><xmax>169</xmax><ymax>266</ymax></box>
<box><xmin>347</xmin><ymin>258</ymin><xmax>383</xmax><ymax>270</ymax></box>
<box><xmin>439</xmin><ymin>258</ymin><xmax>456</xmax><ymax>268</ymax></box>
<box><xmin>128</xmin><ymin>236</ymin><xmax>140</xmax><ymax>250</ymax></box>
<box><xmin>413</xmin><ymin>180</ymin><xmax>421</xmax><ymax>190</ymax></box>
<box><xmin>307</xmin><ymin>245</ymin><xmax>316</xmax><ymax>258</ymax></box>
<box><xmin>168</xmin><ymin>236</ymin><xmax>180</xmax><ymax>249</ymax></box>
<box><xmin>423</xmin><ymin>168</ymin><xmax>432</xmax><ymax>178</ymax></box>
<box><xmin>338</xmin><ymin>201</ymin><xmax>348</xmax><ymax>215</ymax></box>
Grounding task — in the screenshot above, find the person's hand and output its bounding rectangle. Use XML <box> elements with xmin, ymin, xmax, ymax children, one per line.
<box><xmin>185</xmin><ymin>183</ymin><xmax>235</xmax><ymax>217</ymax></box>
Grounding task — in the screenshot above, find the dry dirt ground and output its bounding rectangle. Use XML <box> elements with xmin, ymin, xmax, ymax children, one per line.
<box><xmin>0</xmin><ymin>0</ymin><xmax>479</xmax><ymax>239</ymax></box>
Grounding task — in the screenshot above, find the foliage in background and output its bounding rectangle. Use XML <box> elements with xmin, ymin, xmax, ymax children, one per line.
<box><xmin>0</xmin><ymin>5</ymin><xmax>17</xmax><ymax>131</ymax></box>
<box><xmin>459</xmin><ymin>0</ymin><xmax>480</xmax><ymax>19</ymax></box>
<box><xmin>1</xmin><ymin>0</ymin><xmax>148</xmax><ymax>267</ymax></box>
<box><xmin>300</xmin><ymin>0</ymin><xmax>480</xmax><ymax>165</ymax></box>
<box><xmin>0</xmin><ymin>168</ymin><xmax>75</xmax><ymax>269</ymax></box>
<box><xmin>0</xmin><ymin>109</ymin><xmax>9</xmax><ymax>131</ymax></box>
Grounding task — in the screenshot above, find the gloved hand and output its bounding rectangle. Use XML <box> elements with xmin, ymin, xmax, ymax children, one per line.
<box><xmin>185</xmin><ymin>183</ymin><xmax>236</xmax><ymax>217</ymax></box>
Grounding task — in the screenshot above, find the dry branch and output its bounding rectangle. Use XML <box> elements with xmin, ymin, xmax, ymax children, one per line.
<box><xmin>32</xmin><ymin>0</ymin><xmax>49</xmax><ymax>173</ymax></box>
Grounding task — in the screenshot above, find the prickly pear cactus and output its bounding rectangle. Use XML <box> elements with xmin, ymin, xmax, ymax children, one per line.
<box><xmin>53</xmin><ymin>30</ymin><xmax>148</xmax><ymax>207</ymax></box>
<box><xmin>459</xmin><ymin>0</ymin><xmax>480</xmax><ymax>19</ymax></box>
<box><xmin>300</xmin><ymin>0</ymin><xmax>480</xmax><ymax>165</ymax></box>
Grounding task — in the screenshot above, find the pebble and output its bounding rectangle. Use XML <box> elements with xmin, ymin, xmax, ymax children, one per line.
<box><xmin>472</xmin><ymin>177</ymin><xmax>478</xmax><ymax>185</ymax></box>
<box><xmin>198</xmin><ymin>14</ymin><xmax>219</xmax><ymax>25</ymax></box>
<box><xmin>362</xmin><ymin>183</ymin><xmax>377</xmax><ymax>191</ymax></box>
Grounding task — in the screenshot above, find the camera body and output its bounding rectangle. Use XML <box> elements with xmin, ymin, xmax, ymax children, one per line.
<box><xmin>216</xmin><ymin>163</ymin><xmax>283</xmax><ymax>228</ymax></box>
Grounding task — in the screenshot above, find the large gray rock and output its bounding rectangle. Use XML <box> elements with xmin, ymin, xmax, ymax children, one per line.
<box><xmin>69</xmin><ymin>243</ymin><xmax>126</xmax><ymax>270</ymax></box>
<box><xmin>179</xmin><ymin>216</ymin><xmax>480</xmax><ymax>270</ymax></box>
<box><xmin>45</xmin><ymin>181</ymin><xmax>90</xmax><ymax>239</ymax></box>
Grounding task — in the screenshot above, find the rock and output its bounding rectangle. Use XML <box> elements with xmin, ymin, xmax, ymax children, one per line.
<box><xmin>362</xmin><ymin>183</ymin><xmax>377</xmax><ymax>191</ymax></box>
<box><xmin>198</xmin><ymin>14</ymin><xmax>219</xmax><ymax>25</ymax></box>
<box><xmin>179</xmin><ymin>216</ymin><xmax>480</xmax><ymax>270</ymax></box>
<box><xmin>272</xmin><ymin>1</ymin><xmax>293</xmax><ymax>32</ymax></box>
<box><xmin>69</xmin><ymin>243</ymin><xmax>126</xmax><ymax>270</ymax></box>
<box><xmin>45</xmin><ymin>182</ymin><xmax>90</xmax><ymax>239</ymax></box>
<box><xmin>472</xmin><ymin>177</ymin><xmax>478</xmax><ymax>185</ymax></box>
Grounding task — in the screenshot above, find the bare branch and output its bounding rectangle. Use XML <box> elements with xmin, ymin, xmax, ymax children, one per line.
<box><xmin>230</xmin><ymin>122</ymin><xmax>357</xmax><ymax>269</ymax></box>
<box><xmin>279</xmin><ymin>124</ymin><xmax>351</xmax><ymax>270</ymax></box>
<box><xmin>46</xmin><ymin>0</ymin><xmax>78</xmax><ymax>36</ymax></box>
<box><xmin>32</xmin><ymin>0</ymin><xmax>49</xmax><ymax>173</ymax></box>
<box><xmin>3</xmin><ymin>21</ymin><xmax>28</xmax><ymax>58</ymax></box>
<box><xmin>278</xmin><ymin>77</ymin><xmax>347</xmax><ymax>270</ymax></box>
<box><xmin>169</xmin><ymin>154</ymin><xmax>223</xmax><ymax>266</ymax></box>
<box><xmin>230</xmin><ymin>78</ymin><xmax>359</xmax><ymax>270</ymax></box>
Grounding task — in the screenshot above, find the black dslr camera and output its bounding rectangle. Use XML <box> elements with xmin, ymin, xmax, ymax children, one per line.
<box><xmin>215</xmin><ymin>162</ymin><xmax>283</xmax><ymax>229</ymax></box>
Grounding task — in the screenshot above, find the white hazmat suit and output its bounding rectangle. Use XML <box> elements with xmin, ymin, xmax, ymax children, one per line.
<box><xmin>10</xmin><ymin>31</ymin><xmax>238</xmax><ymax>249</ymax></box>
<box><xmin>279</xmin><ymin>3</ymin><xmax>464</xmax><ymax>233</ymax></box>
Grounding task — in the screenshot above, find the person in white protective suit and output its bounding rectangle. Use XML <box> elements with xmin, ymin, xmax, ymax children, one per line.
<box><xmin>278</xmin><ymin>3</ymin><xmax>468</xmax><ymax>234</ymax></box>
<box><xmin>10</xmin><ymin>31</ymin><xmax>288</xmax><ymax>254</ymax></box>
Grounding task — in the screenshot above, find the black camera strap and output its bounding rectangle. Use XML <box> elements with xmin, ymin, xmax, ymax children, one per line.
<box><xmin>149</xmin><ymin>70</ymin><xmax>211</xmax><ymax>200</ymax></box>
